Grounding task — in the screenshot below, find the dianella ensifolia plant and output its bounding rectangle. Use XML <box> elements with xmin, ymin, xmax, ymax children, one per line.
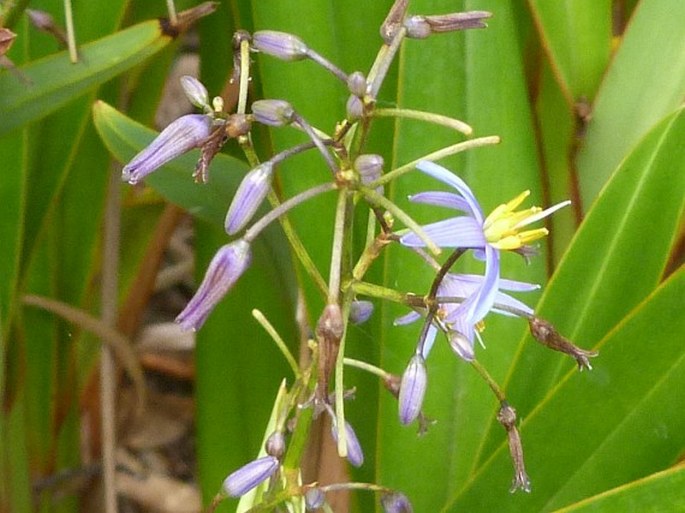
<box><xmin>120</xmin><ymin>1</ymin><xmax>596</xmax><ymax>510</ymax></box>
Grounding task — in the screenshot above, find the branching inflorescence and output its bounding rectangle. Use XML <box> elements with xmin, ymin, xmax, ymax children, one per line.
<box><xmin>122</xmin><ymin>0</ymin><xmax>597</xmax><ymax>510</ymax></box>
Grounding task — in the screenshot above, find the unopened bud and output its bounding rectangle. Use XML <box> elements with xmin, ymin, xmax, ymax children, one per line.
<box><xmin>381</xmin><ymin>492</ymin><xmax>413</xmax><ymax>513</ymax></box>
<box><xmin>403</xmin><ymin>16</ymin><xmax>431</xmax><ymax>39</ymax></box>
<box><xmin>355</xmin><ymin>154</ymin><xmax>384</xmax><ymax>195</ymax></box>
<box><xmin>398</xmin><ymin>354</ymin><xmax>427</xmax><ymax>425</ymax></box>
<box><xmin>330</xmin><ymin>420</ymin><xmax>364</xmax><ymax>467</ymax></box>
<box><xmin>180</xmin><ymin>75</ymin><xmax>210</xmax><ymax>110</ymax></box>
<box><xmin>305</xmin><ymin>488</ymin><xmax>326</xmax><ymax>510</ymax></box>
<box><xmin>222</xmin><ymin>455</ymin><xmax>279</xmax><ymax>497</ymax></box>
<box><xmin>346</xmin><ymin>95</ymin><xmax>364</xmax><ymax>121</ymax></box>
<box><xmin>349</xmin><ymin>300</ymin><xmax>374</xmax><ymax>325</ymax></box>
<box><xmin>175</xmin><ymin>240</ymin><xmax>252</xmax><ymax>331</ymax></box>
<box><xmin>225</xmin><ymin>162</ymin><xmax>274</xmax><ymax>235</ymax></box>
<box><xmin>122</xmin><ymin>114</ymin><xmax>213</xmax><ymax>185</ymax></box>
<box><xmin>252</xmin><ymin>99</ymin><xmax>295</xmax><ymax>127</ymax></box>
<box><xmin>265</xmin><ymin>430</ymin><xmax>286</xmax><ymax>458</ymax></box>
<box><xmin>26</xmin><ymin>9</ymin><xmax>55</xmax><ymax>31</ymax></box>
<box><xmin>448</xmin><ymin>330</ymin><xmax>474</xmax><ymax>362</ymax></box>
<box><xmin>252</xmin><ymin>30</ymin><xmax>309</xmax><ymax>61</ymax></box>
<box><xmin>347</xmin><ymin>71</ymin><xmax>368</xmax><ymax>97</ymax></box>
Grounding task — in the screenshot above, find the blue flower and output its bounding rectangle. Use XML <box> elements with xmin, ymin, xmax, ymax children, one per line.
<box><xmin>399</xmin><ymin>160</ymin><xmax>568</xmax><ymax>360</ymax></box>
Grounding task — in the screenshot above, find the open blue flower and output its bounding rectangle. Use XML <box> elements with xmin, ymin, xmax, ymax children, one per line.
<box><xmin>399</xmin><ymin>160</ymin><xmax>568</xmax><ymax>360</ymax></box>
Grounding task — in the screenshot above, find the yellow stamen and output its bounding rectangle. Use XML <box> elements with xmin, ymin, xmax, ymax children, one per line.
<box><xmin>483</xmin><ymin>191</ymin><xmax>550</xmax><ymax>250</ymax></box>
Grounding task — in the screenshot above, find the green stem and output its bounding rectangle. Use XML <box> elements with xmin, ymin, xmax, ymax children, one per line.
<box><xmin>470</xmin><ymin>359</ymin><xmax>506</xmax><ymax>403</ymax></box>
<box><xmin>63</xmin><ymin>0</ymin><xmax>78</xmax><ymax>63</ymax></box>
<box><xmin>373</xmin><ymin>135</ymin><xmax>500</xmax><ymax>187</ymax></box>
<box><xmin>343</xmin><ymin>357</ymin><xmax>391</xmax><ymax>381</ymax></box>
<box><xmin>358</xmin><ymin>185</ymin><xmax>441</xmax><ymax>255</ymax></box>
<box><xmin>372</xmin><ymin>108</ymin><xmax>472</xmax><ymax>136</ymax></box>
<box><xmin>252</xmin><ymin>309</ymin><xmax>300</xmax><ymax>378</ymax></box>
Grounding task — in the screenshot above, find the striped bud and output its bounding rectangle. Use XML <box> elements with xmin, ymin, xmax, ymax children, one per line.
<box><xmin>222</xmin><ymin>456</ymin><xmax>279</xmax><ymax>497</ymax></box>
<box><xmin>225</xmin><ymin>162</ymin><xmax>274</xmax><ymax>235</ymax></box>
<box><xmin>398</xmin><ymin>354</ymin><xmax>427</xmax><ymax>425</ymax></box>
<box><xmin>252</xmin><ymin>30</ymin><xmax>309</xmax><ymax>61</ymax></box>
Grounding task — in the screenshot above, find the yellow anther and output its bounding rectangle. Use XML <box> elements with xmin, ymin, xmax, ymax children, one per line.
<box><xmin>483</xmin><ymin>190</ymin><xmax>550</xmax><ymax>250</ymax></box>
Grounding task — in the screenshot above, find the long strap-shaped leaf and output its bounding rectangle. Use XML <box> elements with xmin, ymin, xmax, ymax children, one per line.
<box><xmin>0</xmin><ymin>20</ymin><xmax>172</xmax><ymax>137</ymax></box>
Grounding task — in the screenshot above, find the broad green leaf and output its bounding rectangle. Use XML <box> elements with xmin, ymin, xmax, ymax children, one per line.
<box><xmin>0</xmin><ymin>19</ymin><xmax>173</xmax><ymax>137</ymax></box>
<box><xmin>555</xmin><ymin>466</ymin><xmax>685</xmax><ymax>513</ymax></box>
<box><xmin>575</xmin><ymin>0</ymin><xmax>685</xmax><ymax>208</ymax></box>
<box><xmin>446</xmin><ymin>266</ymin><xmax>685</xmax><ymax>511</ymax></box>
<box><xmin>477</xmin><ymin>107</ymin><xmax>685</xmax><ymax>470</ymax></box>
<box><xmin>527</xmin><ymin>0</ymin><xmax>612</xmax><ymax>101</ymax></box>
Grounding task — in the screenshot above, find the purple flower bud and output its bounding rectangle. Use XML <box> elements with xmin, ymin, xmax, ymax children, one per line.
<box><xmin>398</xmin><ymin>354</ymin><xmax>427</xmax><ymax>425</ymax></box>
<box><xmin>222</xmin><ymin>455</ymin><xmax>279</xmax><ymax>498</ymax></box>
<box><xmin>355</xmin><ymin>154</ymin><xmax>384</xmax><ymax>195</ymax></box>
<box><xmin>305</xmin><ymin>488</ymin><xmax>326</xmax><ymax>510</ymax></box>
<box><xmin>265</xmin><ymin>430</ymin><xmax>285</xmax><ymax>458</ymax></box>
<box><xmin>381</xmin><ymin>492</ymin><xmax>413</xmax><ymax>513</ymax></box>
<box><xmin>26</xmin><ymin>9</ymin><xmax>56</xmax><ymax>31</ymax></box>
<box><xmin>251</xmin><ymin>99</ymin><xmax>295</xmax><ymax>127</ymax></box>
<box><xmin>225</xmin><ymin>162</ymin><xmax>274</xmax><ymax>235</ymax></box>
<box><xmin>448</xmin><ymin>330</ymin><xmax>475</xmax><ymax>362</ymax></box>
<box><xmin>331</xmin><ymin>420</ymin><xmax>364</xmax><ymax>467</ymax></box>
<box><xmin>176</xmin><ymin>240</ymin><xmax>252</xmax><ymax>331</ymax></box>
<box><xmin>403</xmin><ymin>16</ymin><xmax>431</xmax><ymax>39</ymax></box>
<box><xmin>180</xmin><ymin>75</ymin><xmax>210</xmax><ymax>109</ymax></box>
<box><xmin>347</xmin><ymin>71</ymin><xmax>368</xmax><ymax>97</ymax></box>
<box><xmin>252</xmin><ymin>30</ymin><xmax>309</xmax><ymax>61</ymax></box>
<box><xmin>346</xmin><ymin>95</ymin><xmax>363</xmax><ymax>121</ymax></box>
<box><xmin>349</xmin><ymin>300</ymin><xmax>374</xmax><ymax>325</ymax></box>
<box><xmin>122</xmin><ymin>114</ymin><xmax>213</xmax><ymax>185</ymax></box>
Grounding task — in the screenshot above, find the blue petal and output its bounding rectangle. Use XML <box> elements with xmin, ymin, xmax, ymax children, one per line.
<box><xmin>416</xmin><ymin>161</ymin><xmax>485</xmax><ymax>224</ymax></box>
<box><xmin>420</xmin><ymin>324</ymin><xmax>438</xmax><ymax>359</ymax></box>
<box><xmin>409</xmin><ymin>191</ymin><xmax>472</xmax><ymax>214</ymax></box>
<box><xmin>400</xmin><ymin>217</ymin><xmax>485</xmax><ymax>248</ymax></box>
<box><xmin>470</xmin><ymin>244</ymin><xmax>500</xmax><ymax>323</ymax></box>
<box><xmin>394</xmin><ymin>310</ymin><xmax>421</xmax><ymax>326</ymax></box>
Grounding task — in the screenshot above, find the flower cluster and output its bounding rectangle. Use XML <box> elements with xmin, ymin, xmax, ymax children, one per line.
<box><xmin>120</xmin><ymin>0</ymin><xmax>596</xmax><ymax>509</ymax></box>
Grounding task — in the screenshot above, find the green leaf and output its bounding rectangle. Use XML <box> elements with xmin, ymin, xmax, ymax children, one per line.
<box><xmin>0</xmin><ymin>19</ymin><xmax>172</xmax><ymax>137</ymax></box>
<box><xmin>555</xmin><ymin>466</ymin><xmax>685</xmax><ymax>513</ymax></box>
<box><xmin>498</xmin><ymin>106</ymin><xmax>685</xmax><ymax>427</ymax></box>
<box><xmin>575</xmin><ymin>0</ymin><xmax>685</xmax><ymax>207</ymax></box>
<box><xmin>528</xmin><ymin>0</ymin><xmax>612</xmax><ymax>101</ymax></box>
<box><xmin>446</xmin><ymin>266</ymin><xmax>685</xmax><ymax>511</ymax></box>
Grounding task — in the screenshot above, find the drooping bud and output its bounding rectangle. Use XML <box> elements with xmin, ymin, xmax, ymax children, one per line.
<box><xmin>330</xmin><ymin>420</ymin><xmax>364</xmax><ymax>467</ymax></box>
<box><xmin>265</xmin><ymin>430</ymin><xmax>286</xmax><ymax>458</ymax></box>
<box><xmin>176</xmin><ymin>240</ymin><xmax>252</xmax><ymax>331</ymax></box>
<box><xmin>26</xmin><ymin>9</ymin><xmax>56</xmax><ymax>31</ymax></box>
<box><xmin>398</xmin><ymin>354</ymin><xmax>427</xmax><ymax>425</ymax></box>
<box><xmin>122</xmin><ymin>114</ymin><xmax>212</xmax><ymax>184</ymax></box>
<box><xmin>381</xmin><ymin>492</ymin><xmax>413</xmax><ymax>513</ymax></box>
<box><xmin>180</xmin><ymin>75</ymin><xmax>210</xmax><ymax>110</ymax></box>
<box><xmin>529</xmin><ymin>317</ymin><xmax>597</xmax><ymax>370</ymax></box>
<box><xmin>225</xmin><ymin>162</ymin><xmax>274</xmax><ymax>235</ymax></box>
<box><xmin>251</xmin><ymin>99</ymin><xmax>295</xmax><ymax>127</ymax></box>
<box><xmin>448</xmin><ymin>330</ymin><xmax>474</xmax><ymax>362</ymax></box>
<box><xmin>222</xmin><ymin>455</ymin><xmax>279</xmax><ymax>498</ymax></box>
<box><xmin>305</xmin><ymin>488</ymin><xmax>326</xmax><ymax>510</ymax></box>
<box><xmin>497</xmin><ymin>403</ymin><xmax>531</xmax><ymax>493</ymax></box>
<box><xmin>405</xmin><ymin>11</ymin><xmax>492</xmax><ymax>39</ymax></box>
<box><xmin>346</xmin><ymin>95</ymin><xmax>364</xmax><ymax>121</ymax></box>
<box><xmin>349</xmin><ymin>300</ymin><xmax>374</xmax><ymax>325</ymax></box>
<box><xmin>251</xmin><ymin>30</ymin><xmax>309</xmax><ymax>61</ymax></box>
<box><xmin>354</xmin><ymin>154</ymin><xmax>384</xmax><ymax>195</ymax></box>
<box><xmin>347</xmin><ymin>71</ymin><xmax>368</xmax><ymax>97</ymax></box>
